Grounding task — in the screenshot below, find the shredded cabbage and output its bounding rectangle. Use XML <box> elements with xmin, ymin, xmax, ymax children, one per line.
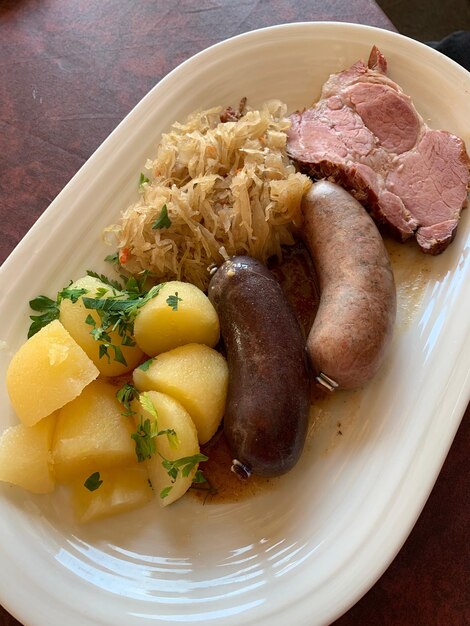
<box><xmin>105</xmin><ymin>100</ymin><xmax>311</xmax><ymax>290</ymax></box>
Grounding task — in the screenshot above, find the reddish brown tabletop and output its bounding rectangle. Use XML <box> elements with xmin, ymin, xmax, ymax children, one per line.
<box><xmin>0</xmin><ymin>1</ymin><xmax>468</xmax><ymax>625</ymax></box>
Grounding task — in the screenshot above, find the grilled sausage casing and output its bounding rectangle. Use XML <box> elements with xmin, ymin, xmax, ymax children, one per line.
<box><xmin>208</xmin><ymin>256</ymin><xmax>310</xmax><ymax>478</ymax></box>
<box><xmin>302</xmin><ymin>181</ymin><xmax>397</xmax><ymax>389</ymax></box>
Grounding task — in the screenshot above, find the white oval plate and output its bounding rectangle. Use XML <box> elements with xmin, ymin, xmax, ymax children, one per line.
<box><xmin>0</xmin><ymin>22</ymin><xmax>469</xmax><ymax>626</ymax></box>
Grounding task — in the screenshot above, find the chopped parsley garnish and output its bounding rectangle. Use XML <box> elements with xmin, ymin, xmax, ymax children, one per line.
<box><xmin>58</xmin><ymin>287</ymin><xmax>89</xmax><ymax>304</ymax></box>
<box><xmin>84</xmin><ymin>472</ymin><xmax>103</xmax><ymax>492</ymax></box>
<box><xmin>28</xmin><ymin>271</ymin><xmax>163</xmax><ymax>364</ymax></box>
<box><xmin>159</xmin><ymin>486</ymin><xmax>173</xmax><ymax>499</ymax></box>
<box><xmin>80</xmin><ymin>282</ymin><xmax>164</xmax><ymax>365</ymax></box>
<box><xmin>166</xmin><ymin>292</ymin><xmax>182</xmax><ymax>311</ymax></box>
<box><xmin>86</xmin><ymin>269</ymin><xmax>122</xmax><ymax>291</ymax></box>
<box><xmin>159</xmin><ymin>454</ymin><xmax>209</xmax><ymax>500</ymax></box>
<box><xmin>28</xmin><ymin>296</ymin><xmax>59</xmax><ymax>338</ymax></box>
<box><xmin>121</xmin><ymin>390</ymin><xmax>208</xmax><ymax>499</ymax></box>
<box><xmin>189</xmin><ymin>471</ymin><xmax>218</xmax><ymax>500</ymax></box>
<box><xmin>139</xmin><ymin>172</ymin><xmax>150</xmax><ymax>187</ymax></box>
<box><xmin>116</xmin><ymin>382</ymin><xmax>139</xmax><ymax>416</ymax></box>
<box><xmin>28</xmin><ymin>285</ymin><xmax>88</xmax><ymax>338</ymax></box>
<box><xmin>129</xmin><ymin>392</ymin><xmax>177</xmax><ymax>462</ymax></box>
<box><xmin>138</xmin><ymin>358</ymin><xmax>154</xmax><ymax>372</ymax></box>
<box><xmin>192</xmin><ymin>470</ymin><xmax>207</xmax><ymax>484</ymax></box>
<box><xmin>161</xmin><ymin>454</ymin><xmax>208</xmax><ymax>481</ymax></box>
<box><xmin>122</xmin><ymin>271</ymin><xmax>151</xmax><ymax>297</ymax></box>
<box><xmin>139</xmin><ymin>391</ymin><xmax>159</xmax><ymax>420</ymax></box>
<box><xmin>132</xmin><ymin>416</ymin><xmax>159</xmax><ymax>462</ymax></box>
<box><xmin>105</xmin><ymin>252</ymin><xmax>120</xmax><ymax>265</ymax></box>
<box><xmin>151</xmin><ymin>204</ymin><xmax>171</xmax><ymax>230</ymax></box>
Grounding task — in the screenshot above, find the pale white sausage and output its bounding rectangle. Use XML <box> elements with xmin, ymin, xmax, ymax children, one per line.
<box><xmin>302</xmin><ymin>181</ymin><xmax>397</xmax><ymax>389</ymax></box>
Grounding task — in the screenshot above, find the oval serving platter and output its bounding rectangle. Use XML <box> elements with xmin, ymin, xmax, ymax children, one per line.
<box><xmin>0</xmin><ymin>22</ymin><xmax>469</xmax><ymax>626</ymax></box>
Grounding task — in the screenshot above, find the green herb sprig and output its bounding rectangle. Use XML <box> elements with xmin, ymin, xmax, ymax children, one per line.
<box><xmin>104</xmin><ymin>252</ymin><xmax>120</xmax><ymax>265</ymax></box>
<box><xmin>132</xmin><ymin>392</ymin><xmax>179</xmax><ymax>461</ymax></box>
<box><xmin>116</xmin><ymin>382</ymin><xmax>140</xmax><ymax>416</ymax></box>
<box><xmin>166</xmin><ymin>292</ymin><xmax>182</xmax><ymax>311</ymax></box>
<box><xmin>139</xmin><ymin>172</ymin><xmax>150</xmax><ymax>187</ymax></box>
<box><xmin>86</xmin><ymin>270</ymin><xmax>122</xmax><ymax>291</ymax></box>
<box><xmin>28</xmin><ymin>265</ymin><xmax>163</xmax><ymax>367</ymax></box>
<box><xmin>84</xmin><ymin>471</ymin><xmax>103</xmax><ymax>492</ymax></box>
<box><xmin>28</xmin><ymin>285</ymin><xmax>89</xmax><ymax>338</ymax></box>
<box><xmin>117</xmin><ymin>386</ymin><xmax>208</xmax><ymax>500</ymax></box>
<box><xmin>80</xmin><ymin>282</ymin><xmax>164</xmax><ymax>365</ymax></box>
<box><xmin>151</xmin><ymin>204</ymin><xmax>171</xmax><ymax>230</ymax></box>
<box><xmin>138</xmin><ymin>358</ymin><xmax>154</xmax><ymax>372</ymax></box>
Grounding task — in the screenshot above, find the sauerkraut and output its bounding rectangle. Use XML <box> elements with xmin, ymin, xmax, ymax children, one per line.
<box><xmin>106</xmin><ymin>100</ymin><xmax>311</xmax><ymax>290</ymax></box>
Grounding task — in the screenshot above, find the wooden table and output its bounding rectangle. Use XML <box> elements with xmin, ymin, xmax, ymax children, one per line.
<box><xmin>0</xmin><ymin>1</ymin><xmax>468</xmax><ymax>625</ymax></box>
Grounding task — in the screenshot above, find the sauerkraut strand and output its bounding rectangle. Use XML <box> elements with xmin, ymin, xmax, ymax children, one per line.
<box><xmin>105</xmin><ymin>100</ymin><xmax>311</xmax><ymax>290</ymax></box>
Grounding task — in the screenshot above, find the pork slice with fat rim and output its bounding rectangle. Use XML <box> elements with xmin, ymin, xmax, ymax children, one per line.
<box><xmin>287</xmin><ymin>46</ymin><xmax>470</xmax><ymax>254</ymax></box>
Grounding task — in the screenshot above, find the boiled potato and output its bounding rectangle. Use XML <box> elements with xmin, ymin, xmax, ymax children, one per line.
<box><xmin>0</xmin><ymin>414</ymin><xmax>56</xmax><ymax>494</ymax></box>
<box><xmin>133</xmin><ymin>281</ymin><xmax>220</xmax><ymax>356</ymax></box>
<box><xmin>133</xmin><ymin>343</ymin><xmax>228</xmax><ymax>444</ymax></box>
<box><xmin>131</xmin><ymin>390</ymin><xmax>200</xmax><ymax>507</ymax></box>
<box><xmin>6</xmin><ymin>319</ymin><xmax>99</xmax><ymax>426</ymax></box>
<box><xmin>70</xmin><ymin>466</ymin><xmax>153</xmax><ymax>523</ymax></box>
<box><xmin>53</xmin><ymin>379</ymin><xmax>137</xmax><ymax>483</ymax></box>
<box><xmin>59</xmin><ymin>275</ymin><xmax>144</xmax><ymax>376</ymax></box>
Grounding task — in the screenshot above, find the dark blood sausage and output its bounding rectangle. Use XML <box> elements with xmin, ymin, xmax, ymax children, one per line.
<box><xmin>302</xmin><ymin>181</ymin><xmax>397</xmax><ymax>390</ymax></box>
<box><xmin>208</xmin><ymin>256</ymin><xmax>310</xmax><ymax>478</ymax></box>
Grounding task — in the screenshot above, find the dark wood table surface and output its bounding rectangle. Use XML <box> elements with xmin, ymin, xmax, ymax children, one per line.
<box><xmin>0</xmin><ymin>1</ymin><xmax>468</xmax><ymax>625</ymax></box>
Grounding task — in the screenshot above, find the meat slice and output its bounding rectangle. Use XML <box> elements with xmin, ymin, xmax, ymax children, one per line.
<box><xmin>287</xmin><ymin>46</ymin><xmax>470</xmax><ymax>254</ymax></box>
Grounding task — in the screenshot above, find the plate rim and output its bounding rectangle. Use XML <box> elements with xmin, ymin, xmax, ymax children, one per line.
<box><xmin>0</xmin><ymin>20</ymin><xmax>469</xmax><ymax>626</ymax></box>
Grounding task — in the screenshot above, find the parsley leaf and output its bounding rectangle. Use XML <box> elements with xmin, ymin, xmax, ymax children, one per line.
<box><xmin>84</xmin><ymin>472</ymin><xmax>103</xmax><ymax>492</ymax></box>
<box><xmin>58</xmin><ymin>286</ymin><xmax>88</xmax><ymax>304</ymax></box>
<box><xmin>192</xmin><ymin>469</ymin><xmax>207</xmax><ymax>484</ymax></box>
<box><xmin>138</xmin><ymin>358</ymin><xmax>154</xmax><ymax>371</ymax></box>
<box><xmin>166</xmin><ymin>292</ymin><xmax>182</xmax><ymax>311</ymax></box>
<box><xmin>105</xmin><ymin>252</ymin><xmax>120</xmax><ymax>265</ymax></box>
<box><xmin>132</xmin><ymin>417</ymin><xmax>159</xmax><ymax>462</ymax></box>
<box><xmin>116</xmin><ymin>382</ymin><xmax>139</xmax><ymax>416</ymax></box>
<box><xmin>139</xmin><ymin>172</ymin><xmax>150</xmax><ymax>187</ymax></box>
<box><xmin>112</xmin><ymin>344</ymin><xmax>127</xmax><ymax>365</ymax></box>
<box><xmin>189</xmin><ymin>471</ymin><xmax>218</xmax><ymax>498</ymax></box>
<box><xmin>28</xmin><ymin>296</ymin><xmax>59</xmax><ymax>338</ymax></box>
<box><xmin>162</xmin><ymin>454</ymin><xmax>208</xmax><ymax>480</ymax></box>
<box><xmin>86</xmin><ymin>270</ymin><xmax>122</xmax><ymax>291</ymax></box>
<box><xmin>27</xmin><ymin>285</ymin><xmax>88</xmax><ymax>338</ymax></box>
<box><xmin>122</xmin><ymin>271</ymin><xmax>150</xmax><ymax>297</ymax></box>
<box><xmin>29</xmin><ymin>295</ymin><xmax>57</xmax><ymax>313</ymax></box>
<box><xmin>85</xmin><ymin>314</ymin><xmax>96</xmax><ymax>327</ymax></box>
<box><xmin>160</xmin><ymin>486</ymin><xmax>173</xmax><ymax>499</ymax></box>
<box><xmin>139</xmin><ymin>392</ymin><xmax>159</xmax><ymax>423</ymax></box>
<box><xmin>151</xmin><ymin>204</ymin><xmax>171</xmax><ymax>230</ymax></box>
<box><xmin>158</xmin><ymin>428</ymin><xmax>179</xmax><ymax>449</ymax></box>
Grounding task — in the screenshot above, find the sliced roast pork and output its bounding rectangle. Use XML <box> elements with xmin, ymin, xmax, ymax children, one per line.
<box><xmin>287</xmin><ymin>46</ymin><xmax>470</xmax><ymax>254</ymax></box>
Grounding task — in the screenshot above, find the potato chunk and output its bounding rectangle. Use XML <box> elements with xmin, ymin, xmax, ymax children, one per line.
<box><xmin>0</xmin><ymin>414</ymin><xmax>56</xmax><ymax>494</ymax></box>
<box><xmin>131</xmin><ymin>390</ymin><xmax>201</xmax><ymax>506</ymax></box>
<box><xmin>52</xmin><ymin>380</ymin><xmax>136</xmax><ymax>482</ymax></box>
<box><xmin>59</xmin><ymin>275</ymin><xmax>144</xmax><ymax>377</ymax></box>
<box><xmin>70</xmin><ymin>466</ymin><xmax>153</xmax><ymax>523</ymax></box>
<box><xmin>133</xmin><ymin>344</ymin><xmax>228</xmax><ymax>444</ymax></box>
<box><xmin>133</xmin><ymin>281</ymin><xmax>220</xmax><ymax>356</ymax></box>
<box><xmin>6</xmin><ymin>319</ymin><xmax>99</xmax><ymax>426</ymax></box>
